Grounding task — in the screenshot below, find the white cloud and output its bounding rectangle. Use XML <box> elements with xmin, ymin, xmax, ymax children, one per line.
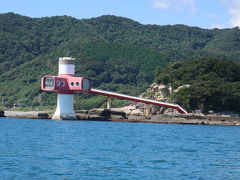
<box><xmin>221</xmin><ymin>0</ymin><xmax>240</xmax><ymax>27</ymax></box>
<box><xmin>153</xmin><ymin>1</ymin><xmax>170</xmax><ymax>9</ymax></box>
<box><xmin>229</xmin><ymin>8</ymin><xmax>240</xmax><ymax>27</ymax></box>
<box><xmin>222</xmin><ymin>0</ymin><xmax>240</xmax><ymax>6</ymax></box>
<box><xmin>152</xmin><ymin>0</ymin><xmax>197</xmax><ymax>14</ymax></box>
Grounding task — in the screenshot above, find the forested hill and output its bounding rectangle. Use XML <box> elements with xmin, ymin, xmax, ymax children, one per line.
<box><xmin>155</xmin><ymin>57</ymin><xmax>240</xmax><ymax>113</ymax></box>
<box><xmin>1</xmin><ymin>12</ymin><xmax>240</xmax><ymax>109</ymax></box>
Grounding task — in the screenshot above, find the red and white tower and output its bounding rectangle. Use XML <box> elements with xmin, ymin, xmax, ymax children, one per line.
<box><xmin>52</xmin><ymin>57</ymin><xmax>76</xmax><ymax>120</ymax></box>
<box><xmin>41</xmin><ymin>57</ymin><xmax>92</xmax><ymax>120</ymax></box>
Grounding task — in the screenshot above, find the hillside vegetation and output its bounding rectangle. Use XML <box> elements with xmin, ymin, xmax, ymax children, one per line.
<box><xmin>1</xmin><ymin>12</ymin><xmax>240</xmax><ymax>109</ymax></box>
<box><xmin>155</xmin><ymin>57</ymin><xmax>240</xmax><ymax>113</ymax></box>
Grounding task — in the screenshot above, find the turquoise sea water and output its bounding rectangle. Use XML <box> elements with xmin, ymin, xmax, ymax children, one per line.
<box><xmin>0</xmin><ymin>117</ymin><xmax>240</xmax><ymax>180</ymax></box>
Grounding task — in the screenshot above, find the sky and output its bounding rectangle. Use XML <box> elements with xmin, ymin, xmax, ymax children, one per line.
<box><xmin>1</xmin><ymin>0</ymin><xmax>240</xmax><ymax>29</ymax></box>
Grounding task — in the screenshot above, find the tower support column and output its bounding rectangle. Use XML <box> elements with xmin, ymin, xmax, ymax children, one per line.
<box><xmin>107</xmin><ymin>96</ymin><xmax>112</xmax><ymax>109</ymax></box>
<box><xmin>52</xmin><ymin>57</ymin><xmax>77</xmax><ymax>120</ymax></box>
<box><xmin>144</xmin><ymin>104</ymin><xmax>151</xmax><ymax>117</ymax></box>
<box><xmin>52</xmin><ymin>94</ymin><xmax>76</xmax><ymax>120</ymax></box>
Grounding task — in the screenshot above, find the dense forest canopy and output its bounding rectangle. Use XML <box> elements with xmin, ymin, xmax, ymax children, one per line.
<box><xmin>0</xmin><ymin>12</ymin><xmax>240</xmax><ymax>110</ymax></box>
<box><xmin>155</xmin><ymin>57</ymin><xmax>240</xmax><ymax>113</ymax></box>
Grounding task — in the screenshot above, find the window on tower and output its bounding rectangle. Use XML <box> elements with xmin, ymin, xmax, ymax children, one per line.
<box><xmin>44</xmin><ymin>77</ymin><xmax>54</xmax><ymax>89</ymax></box>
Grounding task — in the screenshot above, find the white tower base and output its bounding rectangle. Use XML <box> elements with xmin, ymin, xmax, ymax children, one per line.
<box><xmin>52</xmin><ymin>94</ymin><xmax>77</xmax><ymax>120</ymax></box>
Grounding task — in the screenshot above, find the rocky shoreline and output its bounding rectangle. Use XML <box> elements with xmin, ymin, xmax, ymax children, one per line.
<box><xmin>2</xmin><ymin>109</ymin><xmax>240</xmax><ymax>126</ymax></box>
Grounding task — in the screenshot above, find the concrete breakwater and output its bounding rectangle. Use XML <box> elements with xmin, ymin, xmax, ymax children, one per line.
<box><xmin>2</xmin><ymin>109</ymin><xmax>240</xmax><ymax>126</ymax></box>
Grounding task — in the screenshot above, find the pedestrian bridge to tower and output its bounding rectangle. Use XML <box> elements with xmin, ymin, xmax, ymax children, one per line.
<box><xmin>90</xmin><ymin>88</ymin><xmax>187</xmax><ymax>114</ymax></box>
